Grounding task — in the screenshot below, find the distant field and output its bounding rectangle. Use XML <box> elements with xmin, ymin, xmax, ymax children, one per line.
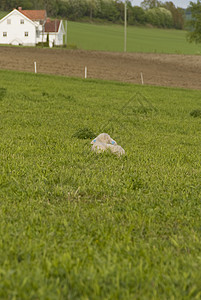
<box><xmin>67</xmin><ymin>21</ymin><xmax>201</xmax><ymax>55</ymax></box>
<box><xmin>0</xmin><ymin>11</ymin><xmax>7</xmax><ymax>19</ymax></box>
<box><xmin>1</xmin><ymin>70</ymin><xmax>201</xmax><ymax>299</ymax></box>
<box><xmin>0</xmin><ymin>9</ymin><xmax>200</xmax><ymax>55</ymax></box>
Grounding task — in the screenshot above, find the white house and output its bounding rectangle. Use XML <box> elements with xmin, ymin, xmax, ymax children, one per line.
<box><xmin>44</xmin><ymin>18</ymin><xmax>65</xmax><ymax>48</ymax></box>
<box><xmin>0</xmin><ymin>7</ymin><xmax>65</xmax><ymax>47</ymax></box>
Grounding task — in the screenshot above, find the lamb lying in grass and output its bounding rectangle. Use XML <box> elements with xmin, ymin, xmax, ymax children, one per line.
<box><xmin>91</xmin><ymin>133</ymin><xmax>125</xmax><ymax>156</ymax></box>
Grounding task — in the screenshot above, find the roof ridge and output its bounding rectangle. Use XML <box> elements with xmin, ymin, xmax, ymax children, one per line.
<box><xmin>45</xmin><ymin>19</ymin><xmax>61</xmax><ymax>33</ymax></box>
<box><xmin>19</xmin><ymin>9</ymin><xmax>47</xmax><ymax>20</ymax></box>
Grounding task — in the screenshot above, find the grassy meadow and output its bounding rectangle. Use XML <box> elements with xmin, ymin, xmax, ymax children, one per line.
<box><xmin>67</xmin><ymin>21</ymin><xmax>201</xmax><ymax>55</ymax></box>
<box><xmin>0</xmin><ymin>11</ymin><xmax>7</xmax><ymax>19</ymax></box>
<box><xmin>0</xmin><ymin>9</ymin><xmax>200</xmax><ymax>55</ymax></box>
<box><xmin>1</xmin><ymin>70</ymin><xmax>201</xmax><ymax>299</ymax></box>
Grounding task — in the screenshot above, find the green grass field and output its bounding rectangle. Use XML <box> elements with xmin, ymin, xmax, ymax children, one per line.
<box><xmin>67</xmin><ymin>21</ymin><xmax>201</xmax><ymax>55</ymax></box>
<box><xmin>0</xmin><ymin>11</ymin><xmax>8</xmax><ymax>19</ymax></box>
<box><xmin>1</xmin><ymin>70</ymin><xmax>201</xmax><ymax>299</ymax></box>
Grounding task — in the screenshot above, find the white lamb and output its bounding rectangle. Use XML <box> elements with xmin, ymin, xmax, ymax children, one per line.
<box><xmin>91</xmin><ymin>133</ymin><xmax>125</xmax><ymax>156</ymax></box>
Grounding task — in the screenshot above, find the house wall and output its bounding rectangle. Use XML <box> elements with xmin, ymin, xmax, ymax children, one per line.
<box><xmin>43</xmin><ymin>30</ymin><xmax>64</xmax><ymax>47</ymax></box>
<box><xmin>57</xmin><ymin>27</ymin><xmax>64</xmax><ymax>45</ymax></box>
<box><xmin>34</xmin><ymin>21</ymin><xmax>45</xmax><ymax>44</ymax></box>
<box><xmin>0</xmin><ymin>11</ymin><xmax>36</xmax><ymax>46</ymax></box>
<box><xmin>43</xmin><ymin>33</ymin><xmax>57</xmax><ymax>47</ymax></box>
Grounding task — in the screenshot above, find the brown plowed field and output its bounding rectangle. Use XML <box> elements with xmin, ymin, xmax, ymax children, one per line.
<box><xmin>0</xmin><ymin>46</ymin><xmax>201</xmax><ymax>90</ymax></box>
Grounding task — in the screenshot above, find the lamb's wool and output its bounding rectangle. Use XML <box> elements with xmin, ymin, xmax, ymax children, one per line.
<box><xmin>91</xmin><ymin>133</ymin><xmax>125</xmax><ymax>156</ymax></box>
<box><xmin>91</xmin><ymin>141</ymin><xmax>108</xmax><ymax>153</ymax></box>
<box><xmin>107</xmin><ymin>144</ymin><xmax>125</xmax><ymax>156</ymax></box>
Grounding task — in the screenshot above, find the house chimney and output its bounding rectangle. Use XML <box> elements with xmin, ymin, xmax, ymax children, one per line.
<box><xmin>18</xmin><ymin>7</ymin><xmax>22</xmax><ymax>11</ymax></box>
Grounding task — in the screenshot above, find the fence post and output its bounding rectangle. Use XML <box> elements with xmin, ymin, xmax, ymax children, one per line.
<box><xmin>85</xmin><ymin>66</ymin><xmax>87</xmax><ymax>79</ymax></box>
<box><xmin>34</xmin><ymin>61</ymin><xmax>37</xmax><ymax>74</ymax></box>
<box><xmin>140</xmin><ymin>72</ymin><xmax>144</xmax><ymax>85</ymax></box>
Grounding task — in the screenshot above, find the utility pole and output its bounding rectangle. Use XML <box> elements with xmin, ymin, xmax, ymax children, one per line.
<box><xmin>65</xmin><ymin>20</ymin><xmax>67</xmax><ymax>47</ymax></box>
<box><xmin>124</xmin><ymin>0</ymin><xmax>127</xmax><ymax>52</ymax></box>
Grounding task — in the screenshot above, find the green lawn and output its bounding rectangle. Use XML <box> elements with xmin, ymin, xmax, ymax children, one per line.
<box><xmin>68</xmin><ymin>21</ymin><xmax>201</xmax><ymax>54</ymax></box>
<box><xmin>1</xmin><ymin>70</ymin><xmax>201</xmax><ymax>299</ymax></box>
<box><xmin>0</xmin><ymin>11</ymin><xmax>8</xmax><ymax>19</ymax></box>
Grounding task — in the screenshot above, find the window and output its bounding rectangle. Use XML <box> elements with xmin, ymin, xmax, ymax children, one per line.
<box><xmin>3</xmin><ymin>32</ymin><xmax>7</xmax><ymax>37</ymax></box>
<box><xmin>7</xmin><ymin>19</ymin><xmax>11</xmax><ymax>24</ymax></box>
<box><xmin>24</xmin><ymin>32</ymin><xmax>28</xmax><ymax>37</ymax></box>
<box><xmin>20</xmin><ymin>19</ymin><xmax>24</xmax><ymax>24</ymax></box>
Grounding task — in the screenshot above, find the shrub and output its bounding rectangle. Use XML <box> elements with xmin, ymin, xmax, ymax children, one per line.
<box><xmin>72</xmin><ymin>127</ymin><xmax>96</xmax><ymax>139</ymax></box>
<box><xmin>190</xmin><ymin>109</ymin><xmax>201</xmax><ymax>118</ymax></box>
<box><xmin>62</xmin><ymin>44</ymin><xmax>78</xmax><ymax>49</ymax></box>
<box><xmin>0</xmin><ymin>88</ymin><xmax>6</xmax><ymax>101</ymax></box>
<box><xmin>146</xmin><ymin>7</ymin><xmax>173</xmax><ymax>28</ymax></box>
<box><xmin>128</xmin><ymin>6</ymin><xmax>146</xmax><ymax>25</ymax></box>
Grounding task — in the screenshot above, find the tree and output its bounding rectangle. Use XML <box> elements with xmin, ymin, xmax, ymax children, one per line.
<box><xmin>146</xmin><ymin>7</ymin><xmax>173</xmax><ymax>28</ymax></box>
<box><xmin>42</xmin><ymin>0</ymin><xmax>59</xmax><ymax>16</ymax></box>
<box><xmin>163</xmin><ymin>1</ymin><xmax>184</xmax><ymax>29</ymax></box>
<box><xmin>187</xmin><ymin>1</ymin><xmax>201</xmax><ymax>43</ymax></box>
<box><xmin>141</xmin><ymin>0</ymin><xmax>162</xmax><ymax>10</ymax></box>
<box><xmin>61</xmin><ymin>0</ymin><xmax>88</xmax><ymax>20</ymax></box>
<box><xmin>114</xmin><ymin>0</ymin><xmax>124</xmax><ymax>22</ymax></box>
<box><xmin>86</xmin><ymin>0</ymin><xmax>99</xmax><ymax>20</ymax></box>
<box><xmin>97</xmin><ymin>0</ymin><xmax>119</xmax><ymax>22</ymax></box>
<box><xmin>0</xmin><ymin>0</ymin><xmax>10</xmax><ymax>10</ymax></box>
<box><xmin>46</xmin><ymin>33</ymin><xmax>49</xmax><ymax>47</ymax></box>
<box><xmin>128</xmin><ymin>6</ymin><xmax>146</xmax><ymax>25</ymax></box>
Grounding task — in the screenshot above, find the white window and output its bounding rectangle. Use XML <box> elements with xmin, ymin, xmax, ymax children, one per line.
<box><xmin>3</xmin><ymin>32</ymin><xmax>7</xmax><ymax>37</ymax></box>
<box><xmin>7</xmin><ymin>19</ymin><xmax>11</xmax><ymax>24</ymax></box>
<box><xmin>24</xmin><ymin>32</ymin><xmax>29</xmax><ymax>37</ymax></box>
<box><xmin>20</xmin><ymin>19</ymin><xmax>24</xmax><ymax>24</ymax></box>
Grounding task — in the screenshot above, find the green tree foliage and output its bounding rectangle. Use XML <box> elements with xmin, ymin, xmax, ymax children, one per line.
<box><xmin>141</xmin><ymin>0</ymin><xmax>162</xmax><ymax>10</ymax></box>
<box><xmin>187</xmin><ymin>1</ymin><xmax>201</xmax><ymax>43</ymax></box>
<box><xmin>0</xmin><ymin>0</ymin><xmax>10</xmax><ymax>10</ymax></box>
<box><xmin>163</xmin><ymin>1</ymin><xmax>184</xmax><ymax>29</ymax></box>
<box><xmin>97</xmin><ymin>0</ymin><xmax>120</xmax><ymax>22</ymax></box>
<box><xmin>61</xmin><ymin>0</ymin><xmax>88</xmax><ymax>20</ymax></box>
<box><xmin>128</xmin><ymin>6</ymin><xmax>146</xmax><ymax>25</ymax></box>
<box><xmin>86</xmin><ymin>0</ymin><xmax>99</xmax><ymax>20</ymax></box>
<box><xmin>146</xmin><ymin>7</ymin><xmax>173</xmax><ymax>28</ymax></box>
<box><xmin>114</xmin><ymin>0</ymin><xmax>124</xmax><ymax>22</ymax></box>
<box><xmin>0</xmin><ymin>0</ymin><xmax>184</xmax><ymax>29</ymax></box>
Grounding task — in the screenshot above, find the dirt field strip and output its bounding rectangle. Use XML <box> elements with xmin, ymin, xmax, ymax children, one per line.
<box><xmin>0</xmin><ymin>46</ymin><xmax>201</xmax><ymax>90</ymax></box>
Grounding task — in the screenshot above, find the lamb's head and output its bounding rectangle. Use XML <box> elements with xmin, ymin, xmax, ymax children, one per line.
<box><xmin>91</xmin><ymin>138</ymin><xmax>97</xmax><ymax>145</ymax></box>
<box><xmin>91</xmin><ymin>133</ymin><xmax>117</xmax><ymax>145</ymax></box>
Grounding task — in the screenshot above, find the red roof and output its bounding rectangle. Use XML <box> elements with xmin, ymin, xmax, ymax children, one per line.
<box><xmin>45</xmin><ymin>20</ymin><xmax>60</xmax><ymax>33</ymax></box>
<box><xmin>19</xmin><ymin>9</ymin><xmax>46</xmax><ymax>21</ymax></box>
